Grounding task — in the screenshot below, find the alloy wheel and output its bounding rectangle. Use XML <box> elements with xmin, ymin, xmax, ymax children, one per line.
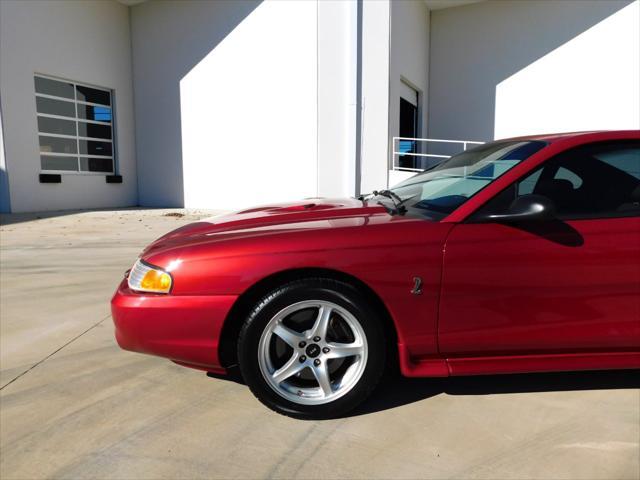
<box><xmin>257</xmin><ymin>300</ymin><xmax>368</xmax><ymax>405</ymax></box>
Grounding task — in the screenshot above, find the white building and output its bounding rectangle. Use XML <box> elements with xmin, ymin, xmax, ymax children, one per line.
<box><xmin>0</xmin><ymin>0</ymin><xmax>638</xmax><ymax>213</ymax></box>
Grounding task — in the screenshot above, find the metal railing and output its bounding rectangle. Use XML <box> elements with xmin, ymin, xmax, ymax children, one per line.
<box><xmin>392</xmin><ymin>136</ymin><xmax>484</xmax><ymax>172</ymax></box>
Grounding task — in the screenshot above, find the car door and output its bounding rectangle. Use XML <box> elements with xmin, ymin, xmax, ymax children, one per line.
<box><xmin>438</xmin><ymin>140</ymin><xmax>640</xmax><ymax>363</ymax></box>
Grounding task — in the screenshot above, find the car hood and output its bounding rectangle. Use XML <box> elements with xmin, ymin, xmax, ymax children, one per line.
<box><xmin>141</xmin><ymin>197</ymin><xmax>418</xmax><ymax>259</ymax></box>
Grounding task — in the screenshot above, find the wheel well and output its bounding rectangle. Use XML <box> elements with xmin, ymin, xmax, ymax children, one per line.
<box><xmin>217</xmin><ymin>268</ymin><xmax>399</xmax><ymax>369</ymax></box>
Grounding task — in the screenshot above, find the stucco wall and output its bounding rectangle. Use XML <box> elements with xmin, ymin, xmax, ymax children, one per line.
<box><xmin>317</xmin><ymin>0</ymin><xmax>358</xmax><ymax>199</ymax></box>
<box><xmin>0</xmin><ymin>0</ymin><xmax>137</xmax><ymax>213</ymax></box>
<box><xmin>359</xmin><ymin>0</ymin><xmax>391</xmax><ymax>194</ymax></box>
<box><xmin>131</xmin><ymin>0</ymin><xmax>324</xmax><ymax>210</ymax></box>
<box><xmin>428</xmin><ymin>0</ymin><xmax>639</xmax><ymax>142</ymax></box>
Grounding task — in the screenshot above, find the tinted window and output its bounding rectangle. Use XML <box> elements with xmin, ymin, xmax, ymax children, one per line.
<box><xmin>80</xmin><ymin>157</ymin><xmax>113</xmax><ymax>173</ymax></box>
<box><xmin>77</xmin><ymin>121</ymin><xmax>111</xmax><ymax>139</ymax></box>
<box><xmin>77</xmin><ymin>104</ymin><xmax>112</xmax><ymax>122</ymax></box>
<box><xmin>79</xmin><ymin>140</ymin><xmax>112</xmax><ymax>157</ymax></box>
<box><xmin>39</xmin><ymin>135</ymin><xmax>77</xmax><ymax>154</ymax></box>
<box><xmin>40</xmin><ymin>155</ymin><xmax>78</xmax><ymax>171</ymax></box>
<box><xmin>34</xmin><ymin>76</ymin><xmax>75</xmax><ymax>99</ymax></box>
<box><xmin>37</xmin><ymin>117</ymin><xmax>76</xmax><ymax>136</ymax></box>
<box><xmin>474</xmin><ymin>141</ymin><xmax>640</xmax><ymax>220</ymax></box>
<box><xmin>76</xmin><ymin>85</ymin><xmax>110</xmax><ymax>105</ymax></box>
<box><xmin>36</xmin><ymin>97</ymin><xmax>76</xmax><ymax>118</ymax></box>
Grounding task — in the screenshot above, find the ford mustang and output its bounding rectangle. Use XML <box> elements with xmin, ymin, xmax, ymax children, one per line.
<box><xmin>112</xmin><ymin>130</ymin><xmax>640</xmax><ymax>419</ymax></box>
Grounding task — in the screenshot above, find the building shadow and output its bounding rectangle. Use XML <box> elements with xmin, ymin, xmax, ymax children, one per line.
<box><xmin>1</xmin><ymin>104</ymin><xmax>11</xmax><ymax>213</ymax></box>
<box><xmin>130</xmin><ymin>0</ymin><xmax>262</xmax><ymax>208</ymax></box>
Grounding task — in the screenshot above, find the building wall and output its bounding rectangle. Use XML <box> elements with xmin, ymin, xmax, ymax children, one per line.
<box><xmin>388</xmin><ymin>0</ymin><xmax>430</xmax><ymax>187</ymax></box>
<box><xmin>359</xmin><ymin>0</ymin><xmax>391</xmax><ymax>194</ymax></box>
<box><xmin>131</xmin><ymin>0</ymin><xmax>325</xmax><ymax>210</ymax></box>
<box><xmin>0</xmin><ymin>0</ymin><xmax>137</xmax><ymax>213</ymax></box>
<box><xmin>428</xmin><ymin>0</ymin><xmax>639</xmax><ymax>142</ymax></box>
<box><xmin>0</xmin><ymin>109</ymin><xmax>10</xmax><ymax>213</ymax></box>
<box><xmin>317</xmin><ymin>0</ymin><xmax>358</xmax><ymax>199</ymax></box>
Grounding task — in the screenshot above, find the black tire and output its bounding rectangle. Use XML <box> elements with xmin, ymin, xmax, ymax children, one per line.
<box><xmin>237</xmin><ymin>278</ymin><xmax>386</xmax><ymax>419</ymax></box>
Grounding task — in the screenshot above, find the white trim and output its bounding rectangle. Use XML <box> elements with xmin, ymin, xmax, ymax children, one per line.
<box><xmin>75</xmin><ymin>99</ymin><xmax>112</xmax><ymax>108</ymax></box>
<box><xmin>40</xmin><ymin>153</ymin><xmax>115</xmax><ymax>175</ymax></box>
<box><xmin>34</xmin><ymin>93</ymin><xmax>75</xmax><ymax>103</ymax></box>
<box><xmin>395</xmin><ymin>136</ymin><xmax>484</xmax><ymax>145</ymax></box>
<box><xmin>37</xmin><ymin>113</ymin><xmax>111</xmax><ymax>125</ymax></box>
<box><xmin>40</xmin><ymin>152</ymin><xmax>113</xmax><ymax>159</ymax></box>
<box><xmin>35</xmin><ymin>73</ymin><xmax>112</xmax><ymax>94</ymax></box>
<box><xmin>39</xmin><ymin>152</ymin><xmax>78</xmax><ymax>157</ymax></box>
<box><xmin>391</xmin><ymin>136</ymin><xmax>484</xmax><ymax>171</ymax></box>
<box><xmin>38</xmin><ymin>132</ymin><xmax>112</xmax><ymax>143</ymax></box>
<box><xmin>35</xmin><ymin>94</ymin><xmax>112</xmax><ymax>109</ymax></box>
<box><xmin>40</xmin><ymin>170</ymin><xmax>114</xmax><ymax>176</ymax></box>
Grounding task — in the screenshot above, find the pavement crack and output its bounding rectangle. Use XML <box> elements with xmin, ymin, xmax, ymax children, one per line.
<box><xmin>0</xmin><ymin>314</ymin><xmax>111</xmax><ymax>391</ymax></box>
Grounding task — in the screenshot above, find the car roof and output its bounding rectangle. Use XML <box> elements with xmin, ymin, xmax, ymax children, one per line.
<box><xmin>499</xmin><ymin>130</ymin><xmax>640</xmax><ymax>144</ymax></box>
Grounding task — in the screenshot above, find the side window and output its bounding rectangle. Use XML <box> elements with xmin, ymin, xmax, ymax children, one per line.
<box><xmin>553</xmin><ymin>167</ymin><xmax>583</xmax><ymax>189</ymax></box>
<box><xmin>474</xmin><ymin>141</ymin><xmax>640</xmax><ymax>221</ymax></box>
<box><xmin>517</xmin><ymin>168</ymin><xmax>542</xmax><ymax>195</ymax></box>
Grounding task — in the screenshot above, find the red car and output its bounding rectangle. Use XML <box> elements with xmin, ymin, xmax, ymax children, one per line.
<box><xmin>112</xmin><ymin>130</ymin><xmax>640</xmax><ymax>419</ymax></box>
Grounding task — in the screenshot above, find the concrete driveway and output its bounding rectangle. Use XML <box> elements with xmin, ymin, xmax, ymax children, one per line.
<box><xmin>1</xmin><ymin>209</ymin><xmax>638</xmax><ymax>480</ymax></box>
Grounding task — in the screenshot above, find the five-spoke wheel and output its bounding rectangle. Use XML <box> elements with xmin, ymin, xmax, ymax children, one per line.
<box><xmin>258</xmin><ymin>300</ymin><xmax>368</xmax><ymax>405</ymax></box>
<box><xmin>238</xmin><ymin>278</ymin><xmax>386</xmax><ymax>419</ymax></box>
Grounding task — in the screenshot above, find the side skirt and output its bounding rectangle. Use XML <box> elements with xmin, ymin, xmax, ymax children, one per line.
<box><xmin>398</xmin><ymin>346</ymin><xmax>640</xmax><ymax>377</ymax></box>
<box><xmin>447</xmin><ymin>351</ymin><xmax>640</xmax><ymax>376</ymax></box>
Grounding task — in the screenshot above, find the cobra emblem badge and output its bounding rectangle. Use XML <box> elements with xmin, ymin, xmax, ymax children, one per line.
<box><xmin>411</xmin><ymin>277</ymin><xmax>423</xmax><ymax>295</ymax></box>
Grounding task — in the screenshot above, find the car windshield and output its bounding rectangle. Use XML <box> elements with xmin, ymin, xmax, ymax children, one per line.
<box><xmin>388</xmin><ymin>140</ymin><xmax>547</xmax><ymax>220</ymax></box>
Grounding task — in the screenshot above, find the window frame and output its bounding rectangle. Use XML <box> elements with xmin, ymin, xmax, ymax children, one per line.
<box><xmin>468</xmin><ymin>140</ymin><xmax>640</xmax><ymax>223</ymax></box>
<box><xmin>34</xmin><ymin>73</ymin><xmax>117</xmax><ymax>176</ymax></box>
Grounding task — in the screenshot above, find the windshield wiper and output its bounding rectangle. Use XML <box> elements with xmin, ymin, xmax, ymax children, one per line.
<box><xmin>371</xmin><ymin>189</ymin><xmax>407</xmax><ymax>215</ymax></box>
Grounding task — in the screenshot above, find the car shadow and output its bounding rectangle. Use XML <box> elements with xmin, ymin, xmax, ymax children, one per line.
<box><xmin>206</xmin><ymin>367</ymin><xmax>639</xmax><ymax>418</ymax></box>
<box><xmin>351</xmin><ymin>369</ymin><xmax>640</xmax><ymax>417</ymax></box>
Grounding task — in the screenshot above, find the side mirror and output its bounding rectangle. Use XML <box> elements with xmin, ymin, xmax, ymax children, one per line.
<box><xmin>478</xmin><ymin>194</ymin><xmax>556</xmax><ymax>223</ymax></box>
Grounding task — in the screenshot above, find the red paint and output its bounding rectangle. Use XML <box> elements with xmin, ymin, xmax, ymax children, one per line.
<box><xmin>112</xmin><ymin>280</ymin><xmax>237</xmax><ymax>368</ymax></box>
<box><xmin>111</xmin><ymin>130</ymin><xmax>640</xmax><ymax>377</ymax></box>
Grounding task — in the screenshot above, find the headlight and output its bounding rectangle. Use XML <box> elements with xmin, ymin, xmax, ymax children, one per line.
<box><xmin>127</xmin><ymin>259</ymin><xmax>172</xmax><ymax>294</ymax></box>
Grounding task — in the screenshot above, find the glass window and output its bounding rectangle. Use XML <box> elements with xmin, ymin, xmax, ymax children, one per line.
<box><xmin>77</xmin><ymin>104</ymin><xmax>112</xmax><ymax>123</ymax></box>
<box><xmin>39</xmin><ymin>136</ymin><xmax>77</xmax><ymax>154</ymax></box>
<box><xmin>475</xmin><ymin>141</ymin><xmax>640</xmax><ymax>220</ymax></box>
<box><xmin>399</xmin><ymin>98</ymin><xmax>419</xmax><ymax>170</ymax></box>
<box><xmin>554</xmin><ymin>167</ymin><xmax>583</xmax><ymax>189</ymax></box>
<box><xmin>517</xmin><ymin>168</ymin><xmax>542</xmax><ymax>195</ymax></box>
<box><xmin>596</xmin><ymin>149</ymin><xmax>640</xmax><ymax>179</ymax></box>
<box><xmin>34</xmin><ymin>76</ymin><xmax>74</xmax><ymax>100</ymax></box>
<box><xmin>37</xmin><ymin>117</ymin><xmax>76</xmax><ymax>137</ymax></box>
<box><xmin>77</xmin><ymin>122</ymin><xmax>111</xmax><ymax>139</ymax></box>
<box><xmin>80</xmin><ymin>157</ymin><xmax>113</xmax><ymax>173</ymax></box>
<box><xmin>79</xmin><ymin>140</ymin><xmax>112</xmax><ymax>157</ymax></box>
<box><xmin>389</xmin><ymin>140</ymin><xmax>547</xmax><ymax>220</ymax></box>
<box><xmin>36</xmin><ymin>97</ymin><xmax>76</xmax><ymax>118</ymax></box>
<box><xmin>35</xmin><ymin>75</ymin><xmax>115</xmax><ymax>173</ymax></box>
<box><xmin>40</xmin><ymin>155</ymin><xmax>78</xmax><ymax>171</ymax></box>
<box><xmin>76</xmin><ymin>85</ymin><xmax>110</xmax><ymax>105</ymax></box>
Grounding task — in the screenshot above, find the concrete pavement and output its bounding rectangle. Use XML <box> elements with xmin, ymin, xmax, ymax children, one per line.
<box><xmin>1</xmin><ymin>209</ymin><xmax>638</xmax><ymax>479</ymax></box>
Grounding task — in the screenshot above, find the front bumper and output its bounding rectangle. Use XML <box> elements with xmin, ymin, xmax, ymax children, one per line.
<box><xmin>111</xmin><ymin>279</ymin><xmax>238</xmax><ymax>372</ymax></box>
